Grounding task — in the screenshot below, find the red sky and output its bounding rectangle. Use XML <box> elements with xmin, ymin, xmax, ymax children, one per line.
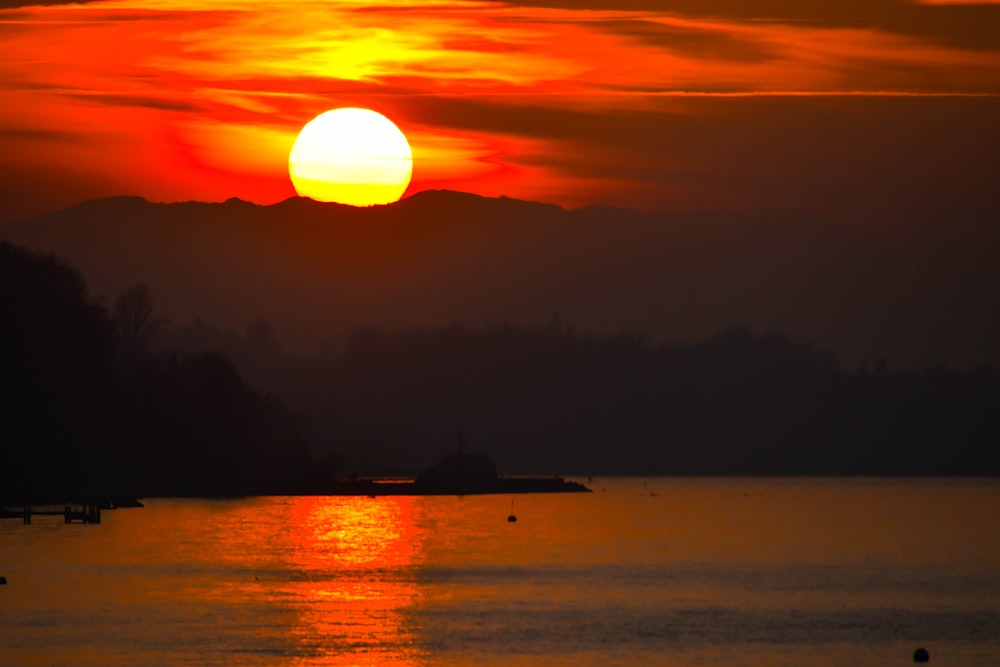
<box><xmin>1</xmin><ymin>0</ymin><xmax>998</xmax><ymax>221</ymax></box>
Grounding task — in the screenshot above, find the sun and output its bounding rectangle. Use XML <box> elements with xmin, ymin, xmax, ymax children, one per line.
<box><xmin>288</xmin><ymin>108</ymin><xmax>413</xmax><ymax>206</ymax></box>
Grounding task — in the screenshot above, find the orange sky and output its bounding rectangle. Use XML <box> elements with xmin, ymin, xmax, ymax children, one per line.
<box><xmin>1</xmin><ymin>0</ymin><xmax>998</xmax><ymax>220</ymax></box>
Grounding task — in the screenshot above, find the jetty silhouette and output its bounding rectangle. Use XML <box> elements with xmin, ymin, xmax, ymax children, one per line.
<box><xmin>326</xmin><ymin>438</ymin><xmax>589</xmax><ymax>496</ymax></box>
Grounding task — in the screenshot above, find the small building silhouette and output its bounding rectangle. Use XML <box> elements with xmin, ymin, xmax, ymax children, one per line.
<box><xmin>415</xmin><ymin>444</ymin><xmax>499</xmax><ymax>488</ymax></box>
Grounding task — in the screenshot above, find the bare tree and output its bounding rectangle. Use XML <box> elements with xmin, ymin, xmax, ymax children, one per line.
<box><xmin>114</xmin><ymin>283</ymin><xmax>161</xmax><ymax>361</ymax></box>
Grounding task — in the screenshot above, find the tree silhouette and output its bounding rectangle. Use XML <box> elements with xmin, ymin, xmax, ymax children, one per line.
<box><xmin>0</xmin><ymin>242</ymin><xmax>116</xmax><ymax>502</ymax></box>
<box><xmin>113</xmin><ymin>282</ymin><xmax>161</xmax><ymax>369</ymax></box>
<box><xmin>1</xmin><ymin>242</ymin><xmax>331</xmax><ymax>501</ymax></box>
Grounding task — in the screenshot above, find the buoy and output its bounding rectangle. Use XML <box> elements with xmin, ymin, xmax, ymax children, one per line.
<box><xmin>507</xmin><ymin>499</ymin><xmax>517</xmax><ymax>522</ymax></box>
<box><xmin>0</xmin><ymin>576</ymin><xmax>7</xmax><ymax>585</ymax></box>
<box><xmin>913</xmin><ymin>647</ymin><xmax>929</xmax><ymax>663</ymax></box>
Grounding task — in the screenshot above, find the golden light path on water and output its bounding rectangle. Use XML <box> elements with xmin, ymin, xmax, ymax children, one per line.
<box><xmin>198</xmin><ymin>496</ymin><xmax>427</xmax><ymax>666</ymax></box>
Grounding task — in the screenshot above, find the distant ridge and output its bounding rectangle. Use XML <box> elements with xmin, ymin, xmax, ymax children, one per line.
<box><xmin>46</xmin><ymin>189</ymin><xmax>566</xmax><ymax>220</ymax></box>
<box><xmin>399</xmin><ymin>188</ymin><xmax>566</xmax><ymax>214</ymax></box>
<box><xmin>2</xmin><ymin>189</ymin><xmax>998</xmax><ymax>368</ymax></box>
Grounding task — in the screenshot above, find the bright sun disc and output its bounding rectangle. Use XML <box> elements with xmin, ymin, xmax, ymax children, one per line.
<box><xmin>288</xmin><ymin>108</ymin><xmax>413</xmax><ymax>206</ymax></box>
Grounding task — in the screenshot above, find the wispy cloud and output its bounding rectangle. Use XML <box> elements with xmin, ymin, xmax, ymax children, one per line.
<box><xmin>0</xmin><ymin>0</ymin><xmax>997</xmax><ymax>214</ymax></box>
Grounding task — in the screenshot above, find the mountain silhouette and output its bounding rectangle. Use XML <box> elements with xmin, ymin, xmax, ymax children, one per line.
<box><xmin>2</xmin><ymin>190</ymin><xmax>997</xmax><ymax>368</ymax></box>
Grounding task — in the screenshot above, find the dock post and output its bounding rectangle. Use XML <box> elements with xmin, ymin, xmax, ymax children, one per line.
<box><xmin>84</xmin><ymin>502</ymin><xmax>101</xmax><ymax>524</ymax></box>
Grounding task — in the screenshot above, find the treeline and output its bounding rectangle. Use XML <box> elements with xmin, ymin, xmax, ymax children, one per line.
<box><xmin>0</xmin><ymin>242</ymin><xmax>331</xmax><ymax>503</ymax></box>
<box><xmin>4</xmin><ymin>239</ymin><xmax>998</xmax><ymax>503</ymax></box>
<box><xmin>160</xmin><ymin>320</ymin><xmax>1000</xmax><ymax>477</ymax></box>
<box><xmin>301</xmin><ymin>326</ymin><xmax>998</xmax><ymax>475</ymax></box>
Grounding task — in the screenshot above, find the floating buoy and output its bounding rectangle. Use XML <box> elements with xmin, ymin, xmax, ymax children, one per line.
<box><xmin>507</xmin><ymin>499</ymin><xmax>517</xmax><ymax>522</ymax></box>
<box><xmin>0</xmin><ymin>576</ymin><xmax>7</xmax><ymax>585</ymax></box>
<box><xmin>913</xmin><ymin>647</ymin><xmax>929</xmax><ymax>663</ymax></box>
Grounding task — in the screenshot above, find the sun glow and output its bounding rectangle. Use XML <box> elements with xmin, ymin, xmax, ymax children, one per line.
<box><xmin>288</xmin><ymin>108</ymin><xmax>413</xmax><ymax>206</ymax></box>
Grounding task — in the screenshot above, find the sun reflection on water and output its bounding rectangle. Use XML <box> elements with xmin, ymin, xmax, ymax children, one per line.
<box><xmin>295</xmin><ymin>497</ymin><xmax>424</xmax><ymax>665</ymax></box>
<box><xmin>287</xmin><ymin>496</ymin><xmax>422</xmax><ymax>569</ymax></box>
<box><xmin>227</xmin><ymin>496</ymin><xmax>427</xmax><ymax>666</ymax></box>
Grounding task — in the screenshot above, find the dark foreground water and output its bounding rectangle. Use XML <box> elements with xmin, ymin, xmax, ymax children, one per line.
<box><xmin>1</xmin><ymin>478</ymin><xmax>998</xmax><ymax>666</ymax></box>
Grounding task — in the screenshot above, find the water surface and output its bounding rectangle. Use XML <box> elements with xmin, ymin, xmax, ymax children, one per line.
<box><xmin>2</xmin><ymin>478</ymin><xmax>998</xmax><ymax>666</ymax></box>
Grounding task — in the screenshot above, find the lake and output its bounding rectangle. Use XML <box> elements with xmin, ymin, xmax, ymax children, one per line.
<box><xmin>2</xmin><ymin>478</ymin><xmax>998</xmax><ymax>666</ymax></box>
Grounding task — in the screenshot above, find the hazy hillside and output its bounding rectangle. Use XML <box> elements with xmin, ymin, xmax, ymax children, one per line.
<box><xmin>3</xmin><ymin>235</ymin><xmax>997</xmax><ymax>483</ymax></box>
<box><xmin>152</xmin><ymin>320</ymin><xmax>1000</xmax><ymax>477</ymax></box>
<box><xmin>2</xmin><ymin>190</ymin><xmax>997</xmax><ymax>368</ymax></box>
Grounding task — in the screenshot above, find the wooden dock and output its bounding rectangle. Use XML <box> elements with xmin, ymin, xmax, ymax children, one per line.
<box><xmin>0</xmin><ymin>502</ymin><xmax>102</xmax><ymax>524</ymax></box>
